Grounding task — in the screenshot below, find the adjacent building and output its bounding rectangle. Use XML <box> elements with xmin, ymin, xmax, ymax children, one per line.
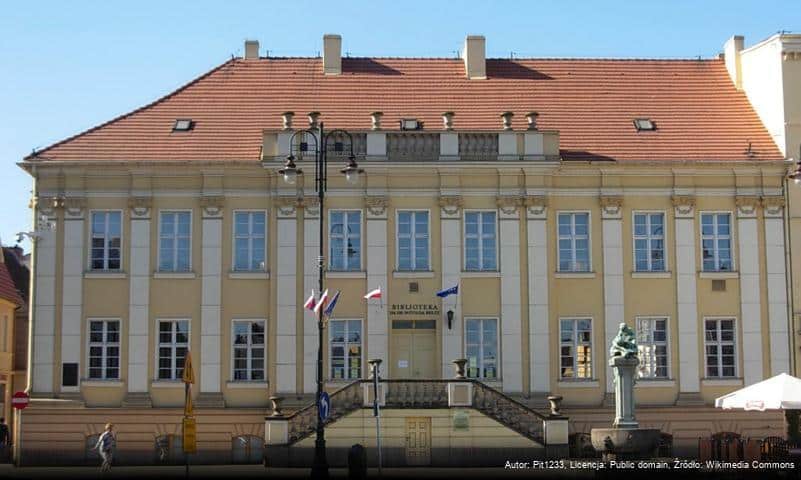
<box><xmin>14</xmin><ymin>32</ymin><xmax>801</xmax><ymax>464</ymax></box>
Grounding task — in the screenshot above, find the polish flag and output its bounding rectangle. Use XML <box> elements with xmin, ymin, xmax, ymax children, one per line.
<box><xmin>364</xmin><ymin>287</ymin><xmax>382</xmax><ymax>300</ymax></box>
<box><xmin>303</xmin><ymin>290</ymin><xmax>316</xmax><ymax>311</ymax></box>
<box><xmin>313</xmin><ymin>289</ymin><xmax>330</xmax><ymax>313</ymax></box>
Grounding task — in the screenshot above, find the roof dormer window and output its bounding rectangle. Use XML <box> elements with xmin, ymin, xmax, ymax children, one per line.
<box><xmin>633</xmin><ymin>118</ymin><xmax>656</xmax><ymax>132</ymax></box>
<box><xmin>173</xmin><ymin>119</ymin><xmax>194</xmax><ymax>132</ymax></box>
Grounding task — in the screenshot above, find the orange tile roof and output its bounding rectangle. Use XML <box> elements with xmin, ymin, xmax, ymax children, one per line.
<box><xmin>0</xmin><ymin>259</ymin><xmax>23</xmax><ymax>307</ymax></box>
<box><xmin>27</xmin><ymin>57</ymin><xmax>783</xmax><ymax>163</ymax></box>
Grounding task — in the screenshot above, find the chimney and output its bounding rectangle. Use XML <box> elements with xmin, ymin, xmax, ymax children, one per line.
<box><xmin>463</xmin><ymin>35</ymin><xmax>486</xmax><ymax>80</ymax></box>
<box><xmin>323</xmin><ymin>34</ymin><xmax>342</xmax><ymax>75</ymax></box>
<box><xmin>724</xmin><ymin>35</ymin><xmax>744</xmax><ymax>90</ymax></box>
<box><xmin>244</xmin><ymin>39</ymin><xmax>259</xmax><ymax>60</ymax></box>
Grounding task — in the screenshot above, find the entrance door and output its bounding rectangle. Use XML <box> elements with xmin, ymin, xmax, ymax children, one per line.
<box><xmin>390</xmin><ymin>320</ymin><xmax>437</xmax><ymax>378</ymax></box>
<box><xmin>405</xmin><ymin>417</ymin><xmax>432</xmax><ymax>466</ymax></box>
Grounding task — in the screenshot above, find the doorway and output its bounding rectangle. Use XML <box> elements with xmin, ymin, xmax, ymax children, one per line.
<box><xmin>390</xmin><ymin>320</ymin><xmax>436</xmax><ymax>378</ymax></box>
<box><xmin>405</xmin><ymin>417</ymin><xmax>432</xmax><ymax>466</ymax></box>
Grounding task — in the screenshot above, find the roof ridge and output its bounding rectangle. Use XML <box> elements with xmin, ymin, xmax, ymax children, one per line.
<box><xmin>26</xmin><ymin>57</ymin><xmax>239</xmax><ymax>161</ymax></box>
<box><xmin>265</xmin><ymin>56</ymin><xmax>720</xmax><ymax>62</ymax></box>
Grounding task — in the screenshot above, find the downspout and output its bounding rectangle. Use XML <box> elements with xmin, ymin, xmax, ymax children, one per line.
<box><xmin>783</xmin><ymin>171</ymin><xmax>796</xmax><ymax>376</ymax></box>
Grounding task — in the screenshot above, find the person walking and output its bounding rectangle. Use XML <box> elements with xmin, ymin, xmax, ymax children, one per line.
<box><xmin>0</xmin><ymin>417</ymin><xmax>10</xmax><ymax>462</ymax></box>
<box><xmin>94</xmin><ymin>423</ymin><xmax>115</xmax><ymax>472</ymax></box>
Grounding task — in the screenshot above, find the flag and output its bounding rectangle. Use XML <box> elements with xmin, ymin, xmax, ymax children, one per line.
<box><xmin>436</xmin><ymin>284</ymin><xmax>459</xmax><ymax>298</ymax></box>
<box><xmin>313</xmin><ymin>289</ymin><xmax>329</xmax><ymax>313</ymax></box>
<box><xmin>323</xmin><ymin>290</ymin><xmax>341</xmax><ymax>317</ymax></box>
<box><xmin>303</xmin><ymin>290</ymin><xmax>317</xmax><ymax>311</ymax></box>
<box><xmin>364</xmin><ymin>287</ymin><xmax>382</xmax><ymax>300</ymax></box>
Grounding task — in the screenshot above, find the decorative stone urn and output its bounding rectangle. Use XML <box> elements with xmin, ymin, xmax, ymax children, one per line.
<box><xmin>452</xmin><ymin>358</ymin><xmax>468</xmax><ymax>379</ymax></box>
<box><xmin>269</xmin><ymin>396</ymin><xmax>284</xmax><ymax>417</ymax></box>
<box><xmin>591</xmin><ymin>323</ymin><xmax>660</xmax><ymax>459</ymax></box>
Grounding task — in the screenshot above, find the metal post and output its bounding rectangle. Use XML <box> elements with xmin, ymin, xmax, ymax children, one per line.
<box><xmin>369</xmin><ymin>359</ymin><xmax>383</xmax><ymax>475</ymax></box>
<box><xmin>311</xmin><ymin>123</ymin><xmax>329</xmax><ymax>479</ymax></box>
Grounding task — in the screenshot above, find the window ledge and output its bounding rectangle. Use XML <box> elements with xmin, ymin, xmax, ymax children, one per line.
<box><xmin>226</xmin><ymin>381</ymin><xmax>269</xmax><ymax>389</ymax></box>
<box><xmin>631</xmin><ymin>271</ymin><xmax>671</xmax><ymax>279</ymax></box>
<box><xmin>228</xmin><ymin>271</ymin><xmax>270</xmax><ymax>280</ymax></box>
<box><xmin>84</xmin><ymin>271</ymin><xmax>127</xmax><ymax>279</ymax></box>
<box><xmin>701</xmin><ymin>378</ymin><xmax>743</xmax><ymax>387</ymax></box>
<box><xmin>557</xmin><ymin>380</ymin><xmax>599</xmax><ymax>388</ymax></box>
<box><xmin>699</xmin><ymin>271</ymin><xmax>739</xmax><ymax>279</ymax></box>
<box><xmin>153</xmin><ymin>271</ymin><xmax>197</xmax><ymax>279</ymax></box>
<box><xmin>326</xmin><ymin>271</ymin><xmax>367</xmax><ymax>279</ymax></box>
<box><xmin>151</xmin><ymin>380</ymin><xmax>185</xmax><ymax>389</ymax></box>
<box><xmin>81</xmin><ymin>380</ymin><xmax>124</xmax><ymax>388</ymax></box>
<box><xmin>554</xmin><ymin>272</ymin><xmax>596</xmax><ymax>279</ymax></box>
<box><xmin>393</xmin><ymin>271</ymin><xmax>435</xmax><ymax>279</ymax></box>
<box><xmin>461</xmin><ymin>271</ymin><xmax>501</xmax><ymax>278</ymax></box>
<box><xmin>635</xmin><ymin>379</ymin><xmax>676</xmax><ymax>388</ymax></box>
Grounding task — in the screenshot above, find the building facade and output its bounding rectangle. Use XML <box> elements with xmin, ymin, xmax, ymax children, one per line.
<box><xmin>15</xmin><ymin>33</ymin><xmax>801</xmax><ymax>464</ymax></box>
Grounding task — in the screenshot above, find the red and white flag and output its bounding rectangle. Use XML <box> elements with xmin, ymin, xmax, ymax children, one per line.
<box><xmin>313</xmin><ymin>289</ymin><xmax>330</xmax><ymax>313</ymax></box>
<box><xmin>364</xmin><ymin>287</ymin><xmax>382</xmax><ymax>300</ymax></box>
<box><xmin>303</xmin><ymin>290</ymin><xmax>316</xmax><ymax>311</ymax></box>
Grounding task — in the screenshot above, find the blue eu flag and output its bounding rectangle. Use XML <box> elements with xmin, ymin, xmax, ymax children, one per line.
<box><xmin>436</xmin><ymin>284</ymin><xmax>458</xmax><ymax>298</ymax></box>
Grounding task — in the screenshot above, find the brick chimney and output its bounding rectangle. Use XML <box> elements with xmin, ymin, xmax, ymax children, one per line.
<box><xmin>244</xmin><ymin>39</ymin><xmax>259</xmax><ymax>60</ymax></box>
<box><xmin>463</xmin><ymin>35</ymin><xmax>486</xmax><ymax>80</ymax></box>
<box><xmin>323</xmin><ymin>34</ymin><xmax>342</xmax><ymax>75</ymax></box>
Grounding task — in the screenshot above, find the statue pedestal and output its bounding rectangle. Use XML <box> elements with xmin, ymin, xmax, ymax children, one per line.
<box><xmin>591</xmin><ymin>355</ymin><xmax>660</xmax><ymax>459</ymax></box>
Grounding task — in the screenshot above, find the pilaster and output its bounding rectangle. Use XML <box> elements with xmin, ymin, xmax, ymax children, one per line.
<box><xmin>439</xmin><ymin>195</ymin><xmax>463</xmax><ymax>377</ymax></box>
<box><xmin>496</xmin><ymin>195</ymin><xmax>523</xmax><ymax>393</ymax></box>
<box><xmin>736</xmin><ymin>196</ymin><xmax>763</xmax><ymax>385</ymax></box>
<box><xmin>32</xmin><ymin>196</ymin><xmax>60</xmax><ymax>394</ymax></box>
<box><xmin>127</xmin><ymin>197</ymin><xmax>151</xmax><ymax>396</ymax></box>
<box><xmin>365</xmin><ymin>196</ymin><xmax>389</xmax><ymax>373</ymax></box>
<box><xmin>762</xmin><ymin>196</ymin><xmax>790</xmax><ymax>375</ymax></box>
<box><xmin>672</xmin><ymin>195</ymin><xmax>700</xmax><ymax>394</ymax></box>
<box><xmin>275</xmin><ymin>196</ymin><xmax>299</xmax><ymax>393</ymax></box>
<box><xmin>526</xmin><ymin>196</ymin><xmax>550</xmax><ymax>394</ymax></box>
<box><xmin>600</xmin><ymin>196</ymin><xmax>624</xmax><ymax>395</ymax></box>
<box><xmin>301</xmin><ymin>196</ymin><xmax>320</xmax><ymax>393</ymax></box>
<box><xmin>200</xmin><ymin>196</ymin><xmax>224</xmax><ymax>395</ymax></box>
<box><xmin>60</xmin><ymin>197</ymin><xmax>85</xmax><ymax>392</ymax></box>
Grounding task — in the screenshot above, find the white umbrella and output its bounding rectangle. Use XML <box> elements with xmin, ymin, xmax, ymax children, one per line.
<box><xmin>715</xmin><ymin>373</ymin><xmax>801</xmax><ymax>411</ymax></box>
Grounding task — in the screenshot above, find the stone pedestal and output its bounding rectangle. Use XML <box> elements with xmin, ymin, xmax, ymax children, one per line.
<box><xmin>611</xmin><ymin>356</ymin><xmax>638</xmax><ymax>429</ymax></box>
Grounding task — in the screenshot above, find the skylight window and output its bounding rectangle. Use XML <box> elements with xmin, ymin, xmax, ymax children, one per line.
<box><xmin>173</xmin><ymin>119</ymin><xmax>194</xmax><ymax>132</ymax></box>
<box><xmin>633</xmin><ymin>118</ymin><xmax>656</xmax><ymax>132</ymax></box>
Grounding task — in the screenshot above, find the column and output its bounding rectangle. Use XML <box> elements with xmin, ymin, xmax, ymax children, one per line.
<box><xmin>60</xmin><ymin>198</ymin><xmax>85</xmax><ymax>392</ymax></box>
<box><xmin>127</xmin><ymin>198</ymin><xmax>151</xmax><ymax>394</ymax></box>
<box><xmin>32</xmin><ymin>197</ymin><xmax>58</xmax><ymax>394</ymax></box>
<box><xmin>275</xmin><ymin>197</ymin><xmax>298</xmax><ymax>393</ymax></box>
<box><xmin>527</xmin><ymin>197</ymin><xmax>550</xmax><ymax>394</ymax></box>
<box><xmin>365</xmin><ymin>197</ymin><xmax>389</xmax><ymax>370</ymax></box>
<box><xmin>673</xmin><ymin>196</ymin><xmax>700</xmax><ymax>395</ymax></box>
<box><xmin>736</xmin><ymin>197</ymin><xmax>764</xmax><ymax>385</ymax></box>
<box><xmin>498</xmin><ymin>196</ymin><xmax>522</xmax><ymax>393</ymax></box>
<box><xmin>440</xmin><ymin>196</ymin><xmax>462</xmax><ymax>377</ymax></box>
<box><xmin>600</xmin><ymin>196</ymin><xmax>624</xmax><ymax>394</ymax></box>
<box><xmin>302</xmin><ymin>198</ymin><xmax>320</xmax><ymax>394</ymax></box>
<box><xmin>763</xmin><ymin>197</ymin><xmax>790</xmax><ymax>375</ymax></box>
<box><xmin>200</xmin><ymin>197</ymin><xmax>223</xmax><ymax>394</ymax></box>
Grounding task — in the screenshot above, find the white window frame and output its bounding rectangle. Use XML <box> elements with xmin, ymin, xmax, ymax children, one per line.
<box><xmin>88</xmin><ymin>209</ymin><xmax>124</xmax><ymax>271</ymax></box>
<box><xmin>230</xmin><ymin>319</ymin><xmax>267</xmax><ymax>382</ymax></box>
<box><xmin>157</xmin><ymin>209</ymin><xmax>193</xmax><ymax>273</ymax></box>
<box><xmin>631</xmin><ymin>211</ymin><xmax>667</xmax><ymax>272</ymax></box>
<box><xmin>559</xmin><ymin>317</ymin><xmax>594</xmax><ymax>380</ymax></box>
<box><xmin>395</xmin><ymin>209</ymin><xmax>431</xmax><ymax>271</ymax></box>
<box><xmin>86</xmin><ymin>317</ymin><xmax>121</xmax><ymax>380</ymax></box>
<box><xmin>699</xmin><ymin>211</ymin><xmax>735</xmax><ymax>272</ymax></box>
<box><xmin>463</xmin><ymin>210</ymin><xmax>499</xmax><ymax>272</ymax></box>
<box><xmin>635</xmin><ymin>316</ymin><xmax>671</xmax><ymax>379</ymax></box>
<box><xmin>703</xmin><ymin>316</ymin><xmax>738</xmax><ymax>379</ymax></box>
<box><xmin>231</xmin><ymin>210</ymin><xmax>268</xmax><ymax>272</ymax></box>
<box><xmin>463</xmin><ymin>316</ymin><xmax>500</xmax><ymax>380</ymax></box>
<box><xmin>328</xmin><ymin>318</ymin><xmax>363</xmax><ymax>381</ymax></box>
<box><xmin>556</xmin><ymin>211</ymin><xmax>592</xmax><ymax>272</ymax></box>
<box><xmin>155</xmin><ymin>318</ymin><xmax>191</xmax><ymax>381</ymax></box>
<box><xmin>328</xmin><ymin>209</ymin><xmax>363</xmax><ymax>271</ymax></box>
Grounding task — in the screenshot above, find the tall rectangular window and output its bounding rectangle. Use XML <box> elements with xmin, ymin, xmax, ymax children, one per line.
<box><xmin>636</xmin><ymin>317</ymin><xmax>669</xmax><ymax>378</ymax></box>
<box><xmin>329</xmin><ymin>319</ymin><xmax>362</xmax><ymax>380</ymax></box>
<box><xmin>701</xmin><ymin>213</ymin><xmax>733</xmax><ymax>271</ymax></box>
<box><xmin>465</xmin><ymin>318</ymin><xmax>498</xmax><ymax>379</ymax></box>
<box><xmin>560</xmin><ymin>318</ymin><xmax>593</xmax><ymax>379</ymax></box>
<box><xmin>705</xmin><ymin>318</ymin><xmax>737</xmax><ymax>378</ymax></box>
<box><xmin>90</xmin><ymin>211</ymin><xmax>122</xmax><ymax>270</ymax></box>
<box><xmin>159</xmin><ymin>212</ymin><xmax>191</xmax><ymax>272</ymax></box>
<box><xmin>232</xmin><ymin>320</ymin><xmax>265</xmax><ymax>381</ymax></box>
<box><xmin>233</xmin><ymin>211</ymin><xmax>266</xmax><ymax>271</ymax></box>
<box><xmin>329</xmin><ymin>211</ymin><xmax>361</xmax><ymax>271</ymax></box>
<box><xmin>88</xmin><ymin>319</ymin><xmax>120</xmax><ymax>380</ymax></box>
<box><xmin>158</xmin><ymin>320</ymin><xmax>189</xmax><ymax>380</ymax></box>
<box><xmin>464</xmin><ymin>211</ymin><xmax>497</xmax><ymax>271</ymax></box>
<box><xmin>633</xmin><ymin>213</ymin><xmax>665</xmax><ymax>272</ymax></box>
<box><xmin>397</xmin><ymin>211</ymin><xmax>429</xmax><ymax>271</ymax></box>
<box><xmin>558</xmin><ymin>213</ymin><xmax>590</xmax><ymax>272</ymax></box>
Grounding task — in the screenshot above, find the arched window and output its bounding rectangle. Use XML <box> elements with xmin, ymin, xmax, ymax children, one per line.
<box><xmin>155</xmin><ymin>434</ymin><xmax>185</xmax><ymax>465</ymax></box>
<box><xmin>232</xmin><ymin>435</ymin><xmax>263</xmax><ymax>464</ymax></box>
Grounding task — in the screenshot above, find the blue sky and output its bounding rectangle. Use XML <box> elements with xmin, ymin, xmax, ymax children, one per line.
<box><xmin>1</xmin><ymin>1</ymin><xmax>799</xmax><ymax>250</ymax></box>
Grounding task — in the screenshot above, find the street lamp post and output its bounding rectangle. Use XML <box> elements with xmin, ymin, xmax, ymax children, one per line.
<box><xmin>278</xmin><ymin>121</ymin><xmax>363</xmax><ymax>478</ymax></box>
